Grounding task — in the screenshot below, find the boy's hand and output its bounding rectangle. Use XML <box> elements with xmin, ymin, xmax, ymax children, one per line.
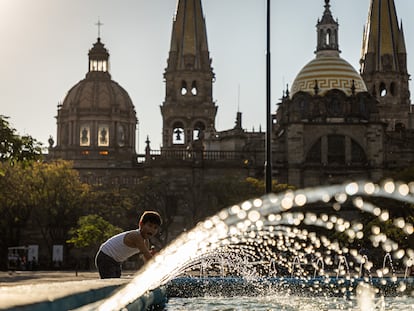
<box><xmin>150</xmin><ymin>246</ymin><xmax>157</xmax><ymax>255</ymax></box>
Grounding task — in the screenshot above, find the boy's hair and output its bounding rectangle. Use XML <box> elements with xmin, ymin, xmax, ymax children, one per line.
<box><xmin>140</xmin><ymin>211</ymin><xmax>162</xmax><ymax>226</ymax></box>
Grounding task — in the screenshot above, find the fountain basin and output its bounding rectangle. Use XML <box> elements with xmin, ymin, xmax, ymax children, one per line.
<box><xmin>166</xmin><ymin>276</ymin><xmax>414</xmax><ymax>298</ymax></box>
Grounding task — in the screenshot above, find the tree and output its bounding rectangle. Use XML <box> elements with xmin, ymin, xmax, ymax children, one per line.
<box><xmin>29</xmin><ymin>160</ymin><xmax>90</xmax><ymax>262</ymax></box>
<box><xmin>0</xmin><ymin>162</ymin><xmax>36</xmax><ymax>269</ymax></box>
<box><xmin>67</xmin><ymin>214</ymin><xmax>122</xmax><ymax>250</ymax></box>
<box><xmin>0</xmin><ymin>115</ymin><xmax>43</xmax><ymax>164</ymax></box>
<box><xmin>67</xmin><ymin>214</ymin><xmax>122</xmax><ymax>270</ymax></box>
<box><xmin>0</xmin><ymin>158</ymin><xmax>93</xmax><ymax>269</ymax></box>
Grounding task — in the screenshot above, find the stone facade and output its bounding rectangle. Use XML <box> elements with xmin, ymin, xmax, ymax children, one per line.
<box><xmin>48</xmin><ymin>0</ymin><xmax>414</xmax><ymax>230</ymax></box>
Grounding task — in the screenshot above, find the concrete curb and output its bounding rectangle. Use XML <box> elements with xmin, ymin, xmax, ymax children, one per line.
<box><xmin>0</xmin><ymin>279</ymin><xmax>127</xmax><ymax>311</ymax></box>
<box><xmin>70</xmin><ymin>286</ymin><xmax>167</xmax><ymax>311</ymax></box>
<box><xmin>5</xmin><ymin>284</ymin><xmax>121</xmax><ymax>311</ymax></box>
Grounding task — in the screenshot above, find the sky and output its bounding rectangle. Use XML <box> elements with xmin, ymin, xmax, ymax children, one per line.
<box><xmin>1</xmin><ymin>0</ymin><xmax>414</xmax><ymax>153</ymax></box>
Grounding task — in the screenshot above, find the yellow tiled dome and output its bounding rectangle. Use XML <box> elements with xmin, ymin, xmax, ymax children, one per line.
<box><xmin>291</xmin><ymin>54</ymin><xmax>367</xmax><ymax>96</ymax></box>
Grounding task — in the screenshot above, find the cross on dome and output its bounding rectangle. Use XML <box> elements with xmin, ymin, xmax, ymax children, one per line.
<box><xmin>95</xmin><ymin>18</ymin><xmax>104</xmax><ymax>38</ymax></box>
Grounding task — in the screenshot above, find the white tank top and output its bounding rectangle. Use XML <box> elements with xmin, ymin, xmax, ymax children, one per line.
<box><xmin>99</xmin><ymin>230</ymin><xmax>142</xmax><ymax>262</ymax></box>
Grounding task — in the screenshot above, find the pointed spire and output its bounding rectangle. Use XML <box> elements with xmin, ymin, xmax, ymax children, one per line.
<box><xmin>360</xmin><ymin>0</ymin><xmax>410</xmax><ymax>131</ymax></box>
<box><xmin>360</xmin><ymin>0</ymin><xmax>407</xmax><ymax>73</ymax></box>
<box><xmin>314</xmin><ymin>80</ymin><xmax>319</xmax><ymax>95</ymax></box>
<box><xmin>320</xmin><ymin>0</ymin><xmax>335</xmax><ymax>25</ymax></box>
<box><xmin>285</xmin><ymin>84</ymin><xmax>290</xmax><ymax>98</ymax></box>
<box><xmin>398</xmin><ymin>21</ymin><xmax>407</xmax><ymax>55</ymax></box>
<box><xmin>145</xmin><ymin>136</ymin><xmax>151</xmax><ymax>162</ymax></box>
<box><xmin>234</xmin><ymin>112</ymin><xmax>242</xmax><ymax>129</ymax></box>
<box><xmin>168</xmin><ymin>0</ymin><xmax>210</xmax><ymax>71</ymax></box>
<box><xmin>351</xmin><ymin>80</ymin><xmax>356</xmax><ymax>96</ymax></box>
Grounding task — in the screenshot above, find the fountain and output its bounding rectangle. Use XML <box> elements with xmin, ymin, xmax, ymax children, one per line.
<box><xmin>336</xmin><ymin>255</ymin><xmax>350</xmax><ymax>278</ymax></box>
<box><xmin>93</xmin><ymin>180</ymin><xmax>413</xmax><ymax>311</ymax></box>
<box><xmin>405</xmin><ymin>257</ymin><xmax>414</xmax><ymax>279</ymax></box>
<box><xmin>290</xmin><ymin>256</ymin><xmax>302</xmax><ymax>278</ymax></box>
<box><xmin>382</xmin><ymin>252</ymin><xmax>396</xmax><ymax>278</ymax></box>
<box><xmin>313</xmin><ymin>256</ymin><xmax>325</xmax><ymax>278</ymax></box>
<box><xmin>268</xmin><ymin>258</ymin><xmax>278</xmax><ymax>277</ymax></box>
<box><xmin>358</xmin><ymin>254</ymin><xmax>372</xmax><ymax>279</ymax></box>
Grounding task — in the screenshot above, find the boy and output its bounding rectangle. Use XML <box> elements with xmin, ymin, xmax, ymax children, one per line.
<box><xmin>95</xmin><ymin>211</ymin><xmax>162</xmax><ymax>279</ymax></box>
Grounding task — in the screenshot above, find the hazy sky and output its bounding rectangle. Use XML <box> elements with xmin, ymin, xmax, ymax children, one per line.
<box><xmin>1</xmin><ymin>0</ymin><xmax>414</xmax><ymax>153</ymax></box>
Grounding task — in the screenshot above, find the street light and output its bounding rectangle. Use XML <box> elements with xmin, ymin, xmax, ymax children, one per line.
<box><xmin>265</xmin><ymin>0</ymin><xmax>272</xmax><ymax>193</ymax></box>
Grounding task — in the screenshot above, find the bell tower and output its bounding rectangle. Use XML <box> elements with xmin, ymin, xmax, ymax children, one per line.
<box><xmin>360</xmin><ymin>0</ymin><xmax>411</xmax><ymax>131</ymax></box>
<box><xmin>161</xmin><ymin>0</ymin><xmax>217</xmax><ymax>150</ymax></box>
<box><xmin>316</xmin><ymin>0</ymin><xmax>340</xmax><ymax>56</ymax></box>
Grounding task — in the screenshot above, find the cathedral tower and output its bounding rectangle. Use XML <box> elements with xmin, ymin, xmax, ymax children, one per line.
<box><xmin>161</xmin><ymin>0</ymin><xmax>217</xmax><ymax>150</ymax></box>
<box><xmin>274</xmin><ymin>0</ymin><xmax>383</xmax><ymax>187</ymax></box>
<box><xmin>360</xmin><ymin>0</ymin><xmax>411</xmax><ymax>131</ymax></box>
<box><xmin>291</xmin><ymin>0</ymin><xmax>367</xmax><ymax>96</ymax></box>
<box><xmin>316</xmin><ymin>0</ymin><xmax>339</xmax><ymax>54</ymax></box>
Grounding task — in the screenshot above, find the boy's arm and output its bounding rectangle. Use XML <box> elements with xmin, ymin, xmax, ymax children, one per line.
<box><xmin>124</xmin><ymin>231</ymin><xmax>153</xmax><ymax>260</ymax></box>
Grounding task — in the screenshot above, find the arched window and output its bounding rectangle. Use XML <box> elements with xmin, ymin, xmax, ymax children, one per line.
<box><xmin>193</xmin><ymin>121</ymin><xmax>205</xmax><ymax>140</ymax></box>
<box><xmin>191</xmin><ymin>81</ymin><xmax>198</xmax><ymax>96</ymax></box>
<box><xmin>89</xmin><ymin>60</ymin><xmax>108</xmax><ymax>72</ymax></box>
<box><xmin>380</xmin><ymin>82</ymin><xmax>387</xmax><ymax>97</ymax></box>
<box><xmin>117</xmin><ymin>124</ymin><xmax>126</xmax><ymax>147</ymax></box>
<box><xmin>98</xmin><ymin>125</ymin><xmax>109</xmax><ymax>147</ymax></box>
<box><xmin>326</xmin><ymin>29</ymin><xmax>331</xmax><ymax>46</ymax></box>
<box><xmin>172</xmin><ymin>122</ymin><xmax>185</xmax><ymax>144</ymax></box>
<box><xmin>306</xmin><ymin>135</ymin><xmax>367</xmax><ymax>165</ymax></box>
<box><xmin>80</xmin><ymin>125</ymin><xmax>90</xmax><ymax>146</ymax></box>
<box><xmin>181</xmin><ymin>81</ymin><xmax>188</xmax><ymax>96</ymax></box>
<box><xmin>351</xmin><ymin>140</ymin><xmax>367</xmax><ymax>163</ymax></box>
<box><xmin>327</xmin><ymin>95</ymin><xmax>342</xmax><ymax>116</ymax></box>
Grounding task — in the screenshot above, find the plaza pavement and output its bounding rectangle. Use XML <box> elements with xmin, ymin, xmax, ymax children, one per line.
<box><xmin>0</xmin><ymin>270</ymin><xmax>132</xmax><ymax>310</ymax></box>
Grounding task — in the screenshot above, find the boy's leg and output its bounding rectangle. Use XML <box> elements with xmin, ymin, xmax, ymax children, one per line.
<box><xmin>95</xmin><ymin>251</ymin><xmax>121</xmax><ymax>278</ymax></box>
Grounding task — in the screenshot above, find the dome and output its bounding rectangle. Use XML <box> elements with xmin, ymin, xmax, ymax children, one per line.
<box><xmin>52</xmin><ymin>37</ymin><xmax>137</xmax><ymax>164</ymax></box>
<box><xmin>62</xmin><ymin>77</ymin><xmax>134</xmax><ymax>111</ymax></box>
<box><xmin>290</xmin><ymin>54</ymin><xmax>367</xmax><ymax>96</ymax></box>
<box><xmin>61</xmin><ymin>37</ymin><xmax>135</xmax><ymax>112</ymax></box>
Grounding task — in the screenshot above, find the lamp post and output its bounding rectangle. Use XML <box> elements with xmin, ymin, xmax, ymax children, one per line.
<box><xmin>265</xmin><ymin>0</ymin><xmax>272</xmax><ymax>193</ymax></box>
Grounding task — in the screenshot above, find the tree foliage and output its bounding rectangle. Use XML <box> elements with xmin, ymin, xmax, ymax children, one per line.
<box><xmin>0</xmin><ymin>162</ymin><xmax>34</xmax><ymax>247</ymax></box>
<box><xmin>0</xmin><ymin>115</ymin><xmax>43</xmax><ymax>164</ymax></box>
<box><xmin>67</xmin><ymin>214</ymin><xmax>122</xmax><ymax>249</ymax></box>
<box><xmin>0</xmin><ymin>160</ymin><xmax>90</xmax><ymax>268</ymax></box>
<box><xmin>29</xmin><ymin>160</ymin><xmax>90</xmax><ymax>251</ymax></box>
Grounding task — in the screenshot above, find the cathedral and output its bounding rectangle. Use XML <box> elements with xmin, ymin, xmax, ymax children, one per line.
<box><xmin>48</xmin><ymin>0</ymin><xmax>414</xmax><ymax>193</ymax></box>
<box><xmin>273</xmin><ymin>0</ymin><xmax>414</xmax><ymax>187</ymax></box>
